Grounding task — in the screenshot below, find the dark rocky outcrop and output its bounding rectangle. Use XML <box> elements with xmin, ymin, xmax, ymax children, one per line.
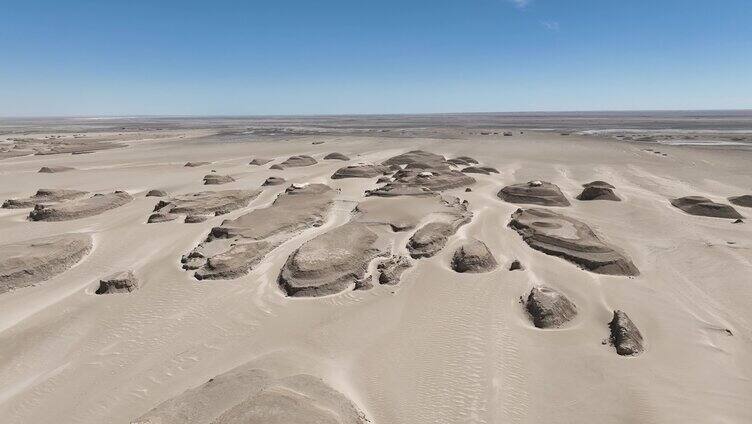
<box><xmin>509</xmin><ymin>208</ymin><xmax>639</xmax><ymax>276</ymax></box>
<box><xmin>728</xmin><ymin>195</ymin><xmax>752</xmax><ymax>208</ymax></box>
<box><xmin>3</xmin><ymin>189</ymin><xmax>88</xmax><ymax>209</ymax></box>
<box><xmin>38</xmin><ymin>166</ymin><xmax>74</xmax><ymax>173</ymax></box>
<box><xmin>382</xmin><ymin>150</ymin><xmax>449</xmax><ymax>170</ymax></box>
<box><xmin>525</xmin><ymin>286</ymin><xmax>577</xmax><ymax>328</ymax></box>
<box><xmin>670</xmin><ymin>196</ymin><xmax>743</xmax><ymax>219</ymax></box>
<box><xmin>262</xmin><ymin>176</ymin><xmax>286</xmax><ymax>186</ymax></box>
<box><xmin>1</xmin><ymin>234</ymin><xmax>92</xmax><ymax>293</ymax></box>
<box><xmin>203</xmin><ymin>174</ymin><xmax>235</xmax><ymax>185</ymax></box>
<box><xmin>331</xmin><ymin>163</ymin><xmax>389</xmax><ymax>179</ymax></box>
<box><xmin>151</xmin><ymin>190</ymin><xmax>260</xmax><ymax>222</ymax></box>
<box><xmin>377</xmin><ymin>255</ymin><xmax>412</xmax><ymax>285</ymax></box>
<box><xmin>461</xmin><ymin>166</ymin><xmax>499</xmax><ymax>175</ymax></box>
<box><xmin>145</xmin><ymin>189</ymin><xmax>167</xmax><ymax>197</ymax></box>
<box><xmin>609</xmin><ymin>310</ymin><xmax>644</xmax><ymax>356</ymax></box>
<box><xmin>324</xmin><ymin>152</ymin><xmax>350</xmax><ymax>160</ymax></box>
<box><xmin>509</xmin><ymin>260</ymin><xmax>524</xmax><ymax>271</ymax></box>
<box><xmin>249</xmin><ymin>157</ymin><xmax>272</xmax><ymax>165</ymax></box>
<box><xmin>184</xmin><ymin>161</ymin><xmax>210</xmax><ymax>167</ymax></box>
<box><xmin>278</xmin><ymin>222</ymin><xmax>384</xmax><ymax>297</ymax></box>
<box><xmin>277</xmin><ymin>155</ymin><xmax>318</xmax><ymax>168</ymax></box>
<box><xmin>29</xmin><ymin>191</ymin><xmax>132</xmax><ymax>221</ymax></box>
<box><xmin>450</xmin><ymin>239</ymin><xmax>498</xmax><ymax>273</ymax></box>
<box><xmin>95</xmin><ymin>270</ymin><xmax>139</xmax><ymax>294</ymax></box>
<box><xmin>498</xmin><ymin>181</ymin><xmax>570</xmax><ymax>206</ymax></box>
<box><xmin>577</xmin><ymin>181</ymin><xmax>621</xmax><ymax>201</ymax></box>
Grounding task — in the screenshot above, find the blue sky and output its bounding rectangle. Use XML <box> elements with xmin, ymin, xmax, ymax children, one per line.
<box><xmin>1</xmin><ymin>0</ymin><xmax>750</xmax><ymax>116</ymax></box>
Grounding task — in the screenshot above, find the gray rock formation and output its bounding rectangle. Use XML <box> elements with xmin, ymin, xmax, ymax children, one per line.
<box><xmin>525</xmin><ymin>286</ymin><xmax>577</xmax><ymax>328</ymax></box>
<box><xmin>95</xmin><ymin>270</ymin><xmax>139</xmax><ymax>294</ymax></box>
<box><xmin>670</xmin><ymin>196</ymin><xmax>743</xmax><ymax>219</ymax></box>
<box><xmin>277</xmin><ymin>155</ymin><xmax>317</xmax><ymax>168</ymax></box>
<box><xmin>461</xmin><ymin>166</ymin><xmax>499</xmax><ymax>175</ymax></box>
<box><xmin>29</xmin><ymin>191</ymin><xmax>132</xmax><ymax>221</ymax></box>
<box><xmin>278</xmin><ymin>222</ymin><xmax>384</xmax><ymax>297</ymax></box>
<box><xmin>1</xmin><ymin>234</ymin><xmax>92</xmax><ymax>293</ymax></box>
<box><xmin>151</xmin><ymin>190</ymin><xmax>260</xmax><ymax>222</ymax></box>
<box><xmin>609</xmin><ymin>310</ymin><xmax>644</xmax><ymax>356</ymax></box>
<box><xmin>249</xmin><ymin>157</ymin><xmax>272</xmax><ymax>165</ymax></box>
<box><xmin>203</xmin><ymin>174</ymin><xmax>235</xmax><ymax>185</ymax></box>
<box><xmin>509</xmin><ymin>208</ymin><xmax>639</xmax><ymax>276</ymax></box>
<box><xmin>184</xmin><ymin>161</ymin><xmax>210</xmax><ymax>167</ymax></box>
<box><xmin>145</xmin><ymin>189</ymin><xmax>167</xmax><ymax>197</ymax></box>
<box><xmin>3</xmin><ymin>189</ymin><xmax>88</xmax><ymax>209</ymax></box>
<box><xmin>377</xmin><ymin>255</ymin><xmax>412</xmax><ymax>285</ymax></box>
<box><xmin>729</xmin><ymin>194</ymin><xmax>752</xmax><ymax>208</ymax></box>
<box><xmin>577</xmin><ymin>181</ymin><xmax>621</xmax><ymax>201</ymax></box>
<box><xmin>382</xmin><ymin>150</ymin><xmax>448</xmax><ymax>169</ymax></box>
<box><xmin>498</xmin><ymin>181</ymin><xmax>570</xmax><ymax>206</ymax></box>
<box><xmin>331</xmin><ymin>163</ymin><xmax>389</xmax><ymax>179</ymax></box>
<box><xmin>324</xmin><ymin>152</ymin><xmax>350</xmax><ymax>160</ymax></box>
<box><xmin>262</xmin><ymin>176</ymin><xmax>286</xmax><ymax>186</ymax></box>
<box><xmin>451</xmin><ymin>239</ymin><xmax>498</xmax><ymax>273</ymax></box>
<box><xmin>38</xmin><ymin>166</ymin><xmax>74</xmax><ymax>173</ymax></box>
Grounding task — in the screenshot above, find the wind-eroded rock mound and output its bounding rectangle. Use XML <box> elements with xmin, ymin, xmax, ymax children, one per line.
<box><xmin>95</xmin><ymin>270</ymin><xmax>138</xmax><ymax>294</ymax></box>
<box><xmin>249</xmin><ymin>157</ymin><xmax>272</xmax><ymax>165</ymax></box>
<box><xmin>185</xmin><ymin>184</ymin><xmax>336</xmax><ymax>280</ymax></box>
<box><xmin>331</xmin><ymin>163</ymin><xmax>389</xmax><ymax>179</ymax></box>
<box><xmin>509</xmin><ymin>208</ymin><xmax>639</xmax><ymax>276</ymax></box>
<box><xmin>262</xmin><ymin>176</ymin><xmax>285</xmax><ymax>186</ymax></box>
<box><xmin>525</xmin><ymin>286</ymin><xmax>577</xmax><ymax>328</ymax></box>
<box><xmin>382</xmin><ymin>150</ymin><xmax>449</xmax><ymax>170</ymax></box>
<box><xmin>369</xmin><ymin>169</ymin><xmax>476</xmax><ymax>196</ymax></box>
<box><xmin>132</xmin><ymin>367</ymin><xmax>369</xmax><ymax>424</ymax></box>
<box><xmin>203</xmin><ymin>174</ymin><xmax>235</xmax><ymax>185</ymax></box>
<box><xmin>461</xmin><ymin>166</ymin><xmax>499</xmax><ymax>175</ymax></box>
<box><xmin>145</xmin><ymin>189</ymin><xmax>167</xmax><ymax>197</ymax></box>
<box><xmin>451</xmin><ymin>239</ymin><xmax>497</xmax><ymax>273</ymax></box>
<box><xmin>408</xmin><ymin>216</ymin><xmax>471</xmax><ymax>259</ymax></box>
<box><xmin>577</xmin><ymin>181</ymin><xmax>621</xmax><ymax>201</ymax></box>
<box><xmin>609</xmin><ymin>310</ymin><xmax>644</xmax><ymax>356</ymax></box>
<box><xmin>448</xmin><ymin>156</ymin><xmax>479</xmax><ymax>166</ymax></box>
<box><xmin>1</xmin><ymin>234</ymin><xmax>92</xmax><ymax>293</ymax></box>
<box><xmin>324</xmin><ymin>152</ymin><xmax>350</xmax><ymax>160</ymax></box>
<box><xmin>670</xmin><ymin>196</ymin><xmax>743</xmax><ymax>219</ymax></box>
<box><xmin>729</xmin><ymin>195</ymin><xmax>752</xmax><ymax>208</ymax></box>
<box><xmin>29</xmin><ymin>191</ymin><xmax>132</xmax><ymax>221</ymax></box>
<box><xmin>279</xmin><ymin>222</ymin><xmax>384</xmax><ymax>297</ymax></box>
<box><xmin>377</xmin><ymin>255</ymin><xmax>412</xmax><ymax>285</ymax></box>
<box><xmin>3</xmin><ymin>189</ymin><xmax>88</xmax><ymax>209</ymax></box>
<box><xmin>276</xmin><ymin>155</ymin><xmax>318</xmax><ymax>169</ymax></box>
<box><xmin>498</xmin><ymin>181</ymin><xmax>570</xmax><ymax>206</ymax></box>
<box><xmin>38</xmin><ymin>166</ymin><xmax>74</xmax><ymax>173</ymax></box>
<box><xmin>184</xmin><ymin>161</ymin><xmax>210</xmax><ymax>167</ymax></box>
<box><xmin>150</xmin><ymin>190</ymin><xmax>261</xmax><ymax>223</ymax></box>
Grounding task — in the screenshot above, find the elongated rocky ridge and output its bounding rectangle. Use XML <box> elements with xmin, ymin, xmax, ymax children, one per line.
<box><xmin>525</xmin><ymin>285</ymin><xmax>577</xmax><ymax>328</ymax></box>
<box><xmin>508</xmin><ymin>208</ymin><xmax>639</xmax><ymax>276</ymax></box>
<box><xmin>28</xmin><ymin>191</ymin><xmax>132</xmax><ymax>221</ymax></box>
<box><xmin>278</xmin><ymin>222</ymin><xmax>384</xmax><ymax>297</ymax></box>
<box><xmin>609</xmin><ymin>310</ymin><xmax>644</xmax><ymax>356</ymax></box>
<box><xmin>3</xmin><ymin>189</ymin><xmax>88</xmax><ymax>208</ymax></box>
<box><xmin>185</xmin><ymin>184</ymin><xmax>336</xmax><ymax>280</ymax></box>
<box><xmin>1</xmin><ymin>234</ymin><xmax>92</xmax><ymax>293</ymax></box>
<box><xmin>670</xmin><ymin>196</ymin><xmax>743</xmax><ymax>219</ymax></box>
<box><xmin>131</xmin><ymin>366</ymin><xmax>369</xmax><ymax>424</ymax></box>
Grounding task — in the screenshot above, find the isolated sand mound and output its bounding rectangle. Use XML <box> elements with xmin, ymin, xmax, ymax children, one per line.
<box><xmin>277</xmin><ymin>155</ymin><xmax>317</xmax><ymax>168</ymax></box>
<box><xmin>186</xmin><ymin>184</ymin><xmax>336</xmax><ymax>280</ymax></box>
<box><xmin>609</xmin><ymin>310</ymin><xmax>644</xmax><ymax>356</ymax></box>
<box><xmin>29</xmin><ymin>191</ymin><xmax>132</xmax><ymax>221</ymax></box>
<box><xmin>95</xmin><ymin>270</ymin><xmax>138</xmax><ymax>294</ymax></box>
<box><xmin>729</xmin><ymin>194</ymin><xmax>752</xmax><ymax>208</ymax></box>
<box><xmin>377</xmin><ymin>255</ymin><xmax>412</xmax><ymax>285</ymax></box>
<box><xmin>38</xmin><ymin>166</ymin><xmax>74</xmax><ymax>173</ymax></box>
<box><xmin>184</xmin><ymin>161</ymin><xmax>210</xmax><ymax>167</ymax></box>
<box><xmin>203</xmin><ymin>174</ymin><xmax>235</xmax><ymax>185</ymax></box>
<box><xmin>3</xmin><ymin>189</ymin><xmax>88</xmax><ymax>209</ymax></box>
<box><xmin>509</xmin><ymin>208</ymin><xmax>639</xmax><ymax>276</ymax></box>
<box><xmin>525</xmin><ymin>286</ymin><xmax>577</xmax><ymax>328</ymax></box>
<box><xmin>577</xmin><ymin>181</ymin><xmax>621</xmax><ymax>201</ymax></box>
<box><xmin>262</xmin><ymin>176</ymin><xmax>286</xmax><ymax>186</ymax></box>
<box><xmin>461</xmin><ymin>166</ymin><xmax>499</xmax><ymax>175</ymax></box>
<box><xmin>382</xmin><ymin>150</ymin><xmax>448</xmax><ymax>169</ymax></box>
<box><xmin>451</xmin><ymin>238</ymin><xmax>497</xmax><ymax>273</ymax></box>
<box><xmin>249</xmin><ymin>157</ymin><xmax>272</xmax><ymax>165</ymax></box>
<box><xmin>132</xmin><ymin>367</ymin><xmax>368</xmax><ymax>424</ymax></box>
<box><xmin>670</xmin><ymin>196</ymin><xmax>743</xmax><ymax>219</ymax></box>
<box><xmin>151</xmin><ymin>190</ymin><xmax>260</xmax><ymax>222</ymax></box>
<box><xmin>1</xmin><ymin>234</ymin><xmax>92</xmax><ymax>293</ymax></box>
<box><xmin>324</xmin><ymin>152</ymin><xmax>350</xmax><ymax>160</ymax></box>
<box><xmin>278</xmin><ymin>222</ymin><xmax>384</xmax><ymax>297</ymax></box>
<box><xmin>498</xmin><ymin>181</ymin><xmax>570</xmax><ymax>206</ymax></box>
<box><xmin>331</xmin><ymin>163</ymin><xmax>389</xmax><ymax>179</ymax></box>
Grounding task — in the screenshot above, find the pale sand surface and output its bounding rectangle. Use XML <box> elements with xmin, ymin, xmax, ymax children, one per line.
<box><xmin>0</xmin><ymin>116</ymin><xmax>751</xmax><ymax>423</ymax></box>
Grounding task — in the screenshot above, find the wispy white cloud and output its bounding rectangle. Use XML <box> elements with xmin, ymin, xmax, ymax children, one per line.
<box><xmin>509</xmin><ymin>0</ymin><xmax>532</xmax><ymax>9</ymax></box>
<box><xmin>541</xmin><ymin>20</ymin><xmax>560</xmax><ymax>31</ymax></box>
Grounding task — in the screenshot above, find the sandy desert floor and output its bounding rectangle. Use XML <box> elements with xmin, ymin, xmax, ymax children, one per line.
<box><xmin>1</xmin><ymin>116</ymin><xmax>751</xmax><ymax>423</ymax></box>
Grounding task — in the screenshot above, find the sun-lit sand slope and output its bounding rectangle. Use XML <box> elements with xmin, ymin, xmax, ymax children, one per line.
<box><xmin>1</xmin><ymin>117</ymin><xmax>751</xmax><ymax>423</ymax></box>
